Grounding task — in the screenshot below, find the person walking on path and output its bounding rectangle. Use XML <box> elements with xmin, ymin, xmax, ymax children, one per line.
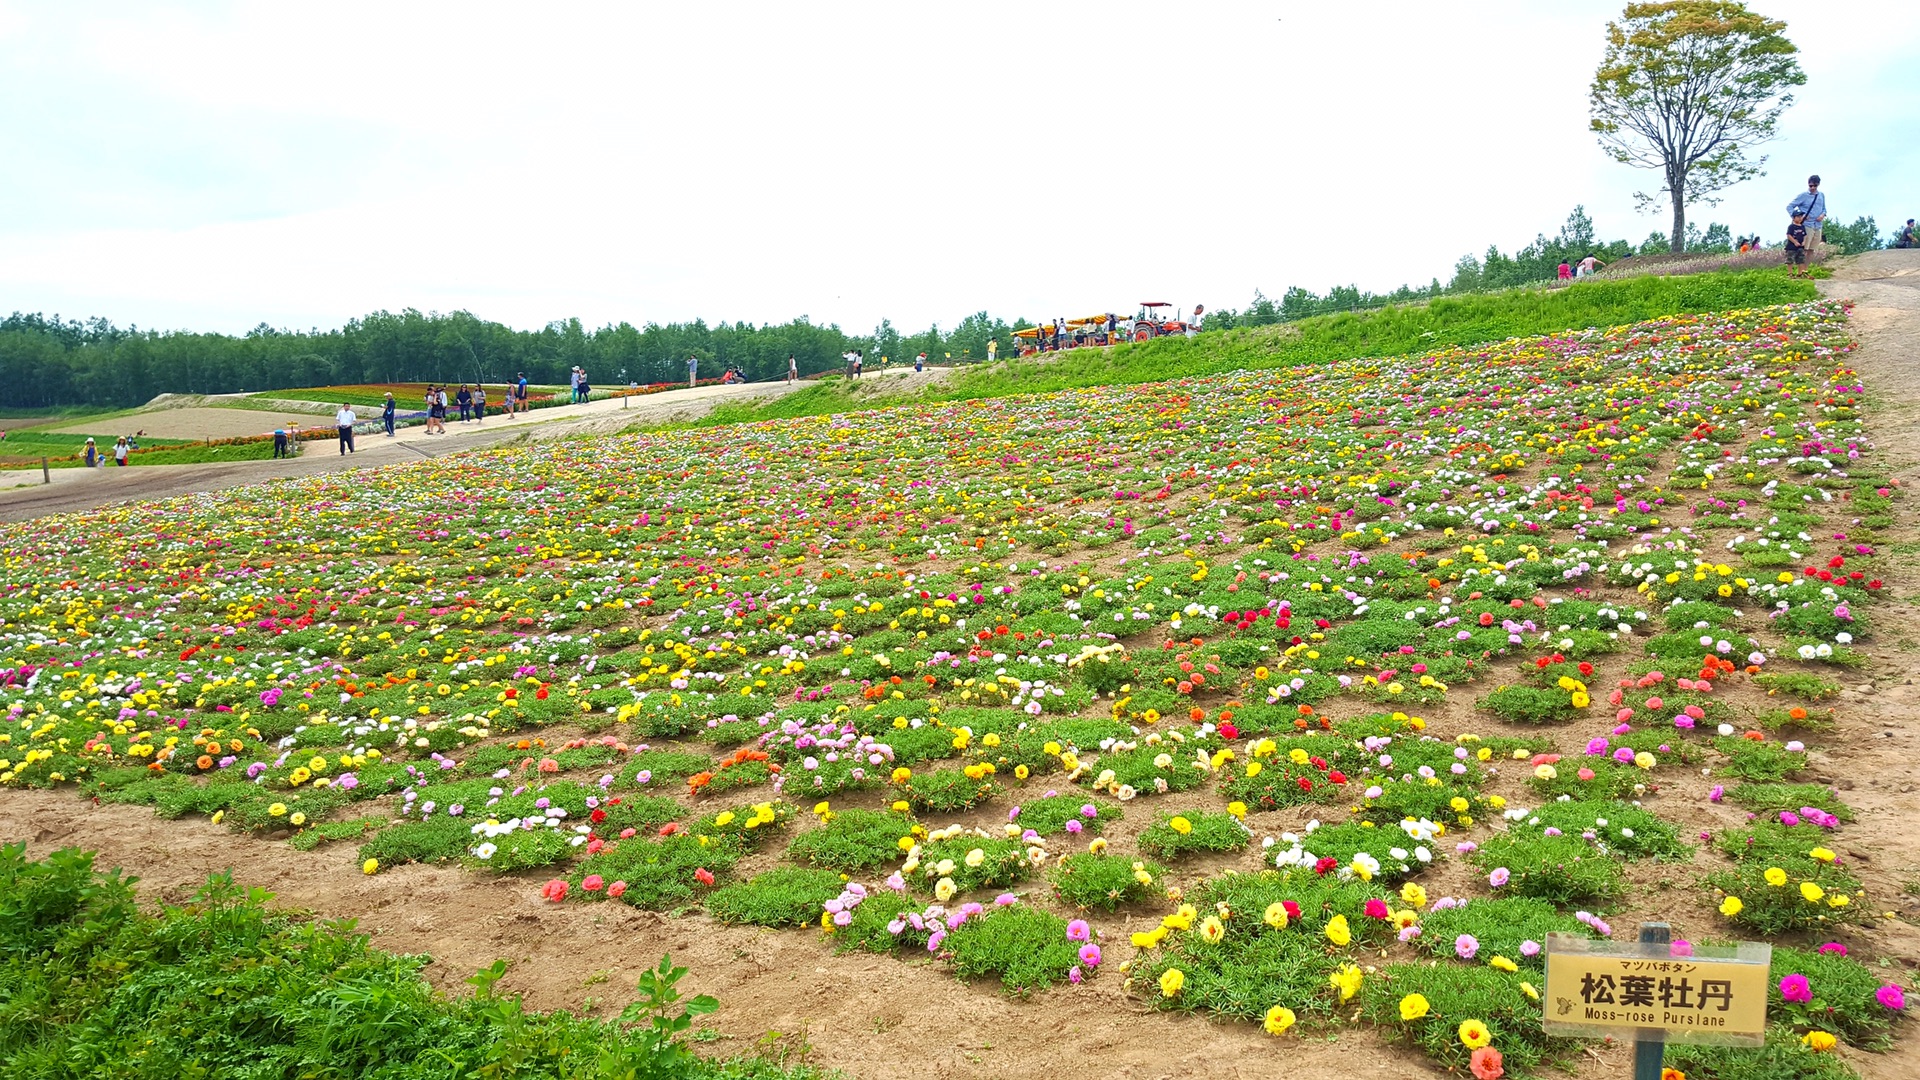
<box><xmin>1576</xmin><ymin>253</ymin><xmax>1606</xmax><ymax>278</ymax></box>
<box><xmin>687</xmin><ymin>355</ymin><xmax>699</xmax><ymax>388</ymax></box>
<box><xmin>456</xmin><ymin>384</ymin><xmax>472</xmax><ymax>422</ymax></box>
<box><xmin>335</xmin><ymin>404</ymin><xmax>357</xmax><ymax>454</ymax></box>
<box><xmin>423</xmin><ymin>387</ymin><xmax>439</xmax><ymax>434</ymax></box>
<box><xmin>577</xmin><ymin>370</ymin><xmax>591</xmax><ymax>401</ymax></box>
<box><xmin>1786</xmin><ymin>175</ymin><xmax>1827</xmax><ymax>253</ymax></box>
<box><xmin>986</xmin><ymin>338</ymin><xmax>998</xmax><ymax>363</ymax></box>
<box><xmin>382</xmin><ymin>393</ymin><xmax>396</xmax><ymax>436</ymax></box>
<box><xmin>787</xmin><ymin>353</ymin><xmax>798</xmax><ymax>385</ymax></box>
<box><xmin>473</xmin><ymin>384</ymin><xmax>487</xmax><ymax>422</ymax></box>
<box><xmin>914</xmin><ymin>351</ymin><xmax>925</xmax><ymax>373</ymax></box>
<box><xmin>113</xmin><ymin>436</ymin><xmax>129</xmax><ymax>466</ymax></box>
<box><xmin>515</xmin><ymin>373</ymin><xmax>530</xmax><ymax>415</ymax></box>
<box><xmin>83</xmin><ymin>438</ymin><xmax>99</xmax><ymax>468</ymax></box>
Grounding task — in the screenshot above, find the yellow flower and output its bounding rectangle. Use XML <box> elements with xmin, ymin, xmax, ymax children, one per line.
<box><xmin>1169</xmin><ymin>816</ymin><xmax>1193</xmax><ymax>835</ymax></box>
<box><xmin>1263</xmin><ymin>902</ymin><xmax>1290</xmax><ymax>929</ymax></box>
<box><xmin>1801</xmin><ymin>1030</ymin><xmax>1836</xmax><ymax>1052</ymax></box>
<box><xmin>1458</xmin><ymin>1019</ymin><xmax>1491</xmax><ymax>1050</ymax></box>
<box><xmin>964</xmin><ymin>848</ymin><xmax>986</xmax><ymax>868</ymax></box>
<box><xmin>1226</xmin><ymin>801</ymin><xmax>1247</xmax><ymax>819</ymax></box>
<box><xmin>268</xmin><ymin>802</ymin><xmax>288</xmax><ymax>817</ymax></box>
<box><xmin>1719</xmin><ymin>896</ymin><xmax>1744</xmax><ymax>917</ymax></box>
<box><xmin>1534</xmin><ymin>763</ymin><xmax>1557</xmax><ymax>780</ymax></box>
<box><xmin>1800</xmin><ymin>881</ymin><xmax>1824</xmax><ymax>903</ymax></box>
<box><xmin>1263</xmin><ymin>1005</ymin><xmax>1296</xmax><ymax>1035</ymax></box>
<box><xmin>362</xmin><ymin>858</ymin><xmax>379</xmax><ymax>875</ymax></box>
<box><xmin>1827</xmin><ymin>893</ymin><xmax>1850</xmax><ymax>908</ymax></box>
<box><xmin>1489</xmin><ymin>955</ymin><xmax>1518</xmax><ymax>973</ymax></box>
<box><xmin>1131</xmin><ymin>927</ymin><xmax>1169</xmax><ymax>949</ymax></box>
<box><xmin>934</xmin><ymin>877</ymin><xmax>957</xmax><ymax>902</ymax></box>
<box><xmin>1324</xmin><ymin>914</ymin><xmax>1351</xmax><ymax>947</ymax></box>
<box><xmin>1159</xmin><ymin>968</ymin><xmax>1186</xmax><ymax>998</ymax></box>
<box><xmin>1571</xmin><ymin>691</ymin><xmax>1590</xmax><ymax>708</ymax></box>
<box><xmin>813</xmin><ymin>801</ymin><xmax>831</xmax><ymax>816</ymax></box>
<box><xmin>890</xmin><ymin>800</ymin><xmax>910</xmax><ymax>813</ymax></box>
<box><xmin>1329</xmin><ymin>964</ymin><xmax>1363</xmax><ymax>1002</ymax></box>
<box><xmin>890</xmin><ymin>767</ymin><xmax>912</xmax><ymax>783</ymax></box>
<box><xmin>1199</xmin><ymin>916</ymin><xmax>1225</xmax><ymax>943</ymax></box>
<box><xmin>1449</xmin><ymin>796</ymin><xmax>1469</xmax><ymax>813</ymax></box>
<box><xmin>1245</xmin><ymin>761</ymin><xmax>1262</xmax><ymax>778</ymax></box>
<box><xmin>1520</xmin><ymin>981</ymin><xmax>1540</xmax><ymax>1002</ymax></box>
<box><xmin>289</xmin><ymin>812</ymin><xmax>307</xmax><ymax>827</ymax></box>
<box><xmin>1089</xmin><ymin>837</ymin><xmax>1109</xmax><ymax>854</ymax></box>
<box><xmin>1014</xmin><ymin>764</ymin><xmax>1029</xmax><ymax>779</ymax></box>
<box><xmin>1764</xmin><ymin>867</ymin><xmax>1787</xmax><ymax>887</ymax></box>
<box><xmin>1809</xmin><ymin>847</ymin><xmax>1835</xmax><ymax>863</ymax></box>
<box><xmin>1399</xmin><ymin>993</ymin><xmax>1430</xmax><ymax>1021</ymax></box>
<box><xmin>714</xmin><ymin>811</ymin><xmax>737</xmax><ymax>827</ymax></box>
<box><xmin>1400</xmin><ymin>882</ymin><xmax>1428</xmax><ymax>908</ymax></box>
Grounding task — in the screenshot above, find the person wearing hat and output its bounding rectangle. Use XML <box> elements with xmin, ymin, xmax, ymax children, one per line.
<box><xmin>83</xmin><ymin>437</ymin><xmax>100</xmax><ymax>468</ymax></box>
<box><xmin>272</xmin><ymin>425</ymin><xmax>290</xmax><ymax>457</ymax></box>
<box><xmin>382</xmin><ymin>392</ymin><xmax>397</xmax><ymax>436</ymax></box>
<box><xmin>113</xmin><ymin>436</ymin><xmax>129</xmax><ymax>466</ymax></box>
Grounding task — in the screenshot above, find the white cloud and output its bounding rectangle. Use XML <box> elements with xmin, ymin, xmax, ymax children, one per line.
<box><xmin>1</xmin><ymin>0</ymin><xmax>1914</xmax><ymax>336</ymax></box>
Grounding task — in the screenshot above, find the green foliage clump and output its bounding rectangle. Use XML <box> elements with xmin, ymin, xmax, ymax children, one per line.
<box><xmin>1048</xmin><ymin>853</ymin><xmax>1165</xmax><ymax>912</ymax></box>
<box><xmin>1131</xmin><ymin>922</ymin><xmax>1342</xmax><ymax>1026</ymax></box>
<box><xmin>1415</xmin><ymin>898</ymin><xmax>1592</xmax><ymax>968</ymax></box>
<box><xmin>573</xmin><ymin>833</ymin><xmax>745</xmax><ymax>911</ymax></box>
<box><xmin>827</xmin><ymin>889</ymin><xmax>919</xmax><ymax>955</ymax></box>
<box><xmin>1470</xmin><ymin>834</ymin><xmax>1624</xmax><ymax>905</ymax></box>
<box><xmin>1010</xmin><ymin>794</ymin><xmax>1120</xmax><ymax>837</ymax></box>
<box><xmin>1509</xmin><ymin>799</ymin><xmax>1691</xmax><ymax>860</ymax></box>
<box><xmin>1478</xmin><ymin>685</ymin><xmax>1579</xmax><ymax>725</ymax></box>
<box><xmin>1707</xmin><ymin>856</ymin><xmax>1864</xmax><ymax>936</ymax></box>
<box><xmin>1726</xmin><ymin>783</ymin><xmax>1852</xmax><ymax>821</ymax></box>
<box><xmin>786</xmin><ymin>807</ymin><xmax>914</xmax><ymax>873</ymax></box>
<box><xmin>705</xmin><ymin>868</ymin><xmax>847</xmax><ymax>928</ymax></box>
<box><xmin>942</xmin><ymin>905</ymin><xmax>1084</xmax><ymax>996</ymax></box>
<box><xmin>1135</xmin><ymin>810</ymin><xmax>1251</xmax><ymax>860</ymax></box>
<box><xmin>1765</xmin><ymin>944</ymin><xmax>1904</xmax><ymax>1049</ymax></box>
<box><xmin>901</xmin><ymin>768</ymin><xmax>999</xmax><ymax>814</ymax></box>
<box><xmin>1663</xmin><ymin>1025</ymin><xmax>1864</xmax><ymax>1080</ymax></box>
<box><xmin>1751</xmin><ymin>672</ymin><xmax>1842</xmax><ymax>700</ymax></box>
<box><xmin>910</xmin><ymin>836</ymin><xmax>1031</xmax><ymax>894</ymax></box>
<box><xmin>1360</xmin><ymin>962</ymin><xmax>1572</xmax><ymax>1076</ymax></box>
<box><xmin>0</xmin><ymin>843</ymin><xmax>833</xmax><ymax>1080</ymax></box>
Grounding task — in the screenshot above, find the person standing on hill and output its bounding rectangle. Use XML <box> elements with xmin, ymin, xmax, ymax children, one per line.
<box><xmin>986</xmin><ymin>338</ymin><xmax>998</xmax><ymax>363</ymax></box>
<box><xmin>787</xmin><ymin>353</ymin><xmax>799</xmax><ymax>384</ymax></box>
<box><xmin>335</xmin><ymin>403</ymin><xmax>357</xmax><ymax>454</ymax></box>
<box><xmin>1896</xmin><ymin>219</ymin><xmax>1916</xmax><ymax>249</ymax></box>
<box><xmin>1187</xmin><ymin>305</ymin><xmax>1205</xmax><ymax>338</ymax></box>
<box><xmin>1785</xmin><ymin>213</ymin><xmax>1810</xmax><ymax>277</ymax></box>
<box><xmin>1576</xmin><ymin>253</ymin><xmax>1605</xmax><ymax>278</ymax></box>
<box><xmin>1786</xmin><ymin>175</ymin><xmax>1827</xmax><ymax>253</ymax></box>
<box><xmin>1557</xmin><ymin>260</ymin><xmax>1572</xmax><ymax>280</ymax></box>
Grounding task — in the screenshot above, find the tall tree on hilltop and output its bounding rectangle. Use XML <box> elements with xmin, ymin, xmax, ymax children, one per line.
<box><xmin>1589</xmin><ymin>1</ymin><xmax>1804</xmax><ymax>253</ymax></box>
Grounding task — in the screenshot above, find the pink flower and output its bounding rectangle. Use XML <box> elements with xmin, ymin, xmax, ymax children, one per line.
<box><xmin>607</xmin><ymin>880</ymin><xmax>628</xmax><ymax>898</ymax></box>
<box><xmin>1780</xmin><ymin>974</ymin><xmax>1812</xmax><ymax>1003</ymax></box>
<box><xmin>1068</xmin><ymin>965</ymin><xmax>1083</xmax><ymax>985</ymax></box>
<box><xmin>1817</xmin><ymin>942</ymin><xmax>1847</xmax><ymax>956</ymax></box>
<box><xmin>1364</xmin><ymin>898</ymin><xmax>1390</xmax><ymax>919</ymax></box>
<box><xmin>1878</xmin><ymin>984</ymin><xmax>1906</xmax><ymax>1010</ymax></box>
<box><xmin>582</xmin><ymin>874</ymin><xmax>605</xmax><ymax>892</ymax></box>
<box><xmin>1488</xmin><ymin>867</ymin><xmax>1511</xmax><ymax>888</ymax></box>
<box><xmin>540</xmin><ymin>879</ymin><xmax>568</xmax><ymax>903</ymax></box>
<box><xmin>1669</xmin><ymin>940</ymin><xmax>1693</xmax><ymax>958</ymax></box>
<box><xmin>1066</xmin><ymin>919</ymin><xmax>1091</xmax><ymax>942</ymax></box>
<box><xmin>1455</xmin><ymin>934</ymin><xmax>1479</xmax><ymax>960</ymax></box>
<box><xmin>1519</xmin><ymin>939</ymin><xmax>1540</xmax><ymax>957</ymax></box>
<box><xmin>1709</xmin><ymin>785</ymin><xmax>1724</xmax><ymax>802</ymax></box>
<box><xmin>1079</xmin><ymin>943</ymin><xmax>1102</xmax><ymax>966</ymax></box>
<box><xmin>694</xmin><ymin>867</ymin><xmax>715</xmax><ymax>886</ymax></box>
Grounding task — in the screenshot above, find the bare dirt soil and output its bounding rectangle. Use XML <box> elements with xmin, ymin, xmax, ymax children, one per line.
<box><xmin>47</xmin><ymin>406</ymin><xmax>321</xmax><ymax>441</ymax></box>
<box><xmin>6</xmin><ymin>255</ymin><xmax>1920</xmax><ymax>1080</ymax></box>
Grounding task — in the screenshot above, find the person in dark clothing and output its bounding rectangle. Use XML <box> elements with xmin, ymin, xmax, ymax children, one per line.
<box><xmin>1785</xmin><ymin>213</ymin><xmax>1810</xmax><ymax>277</ymax></box>
<box><xmin>272</xmin><ymin>427</ymin><xmax>290</xmax><ymax>458</ymax></box>
<box><xmin>382</xmin><ymin>393</ymin><xmax>397</xmax><ymax>436</ymax></box>
<box><xmin>457</xmin><ymin>384</ymin><xmax>472</xmax><ymax>422</ymax></box>
<box><xmin>1898</xmin><ymin>219</ymin><xmax>1917</xmax><ymax>249</ymax></box>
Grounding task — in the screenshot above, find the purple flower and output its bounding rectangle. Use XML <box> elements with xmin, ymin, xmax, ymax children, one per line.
<box><xmin>1065</xmin><ymin>819</ymin><xmax>1083</xmax><ymax>834</ymax></box>
<box><xmin>1079</xmin><ymin>943</ymin><xmax>1102</xmax><ymax>967</ymax></box>
<box><xmin>1878</xmin><ymin>984</ymin><xmax>1907</xmax><ymax>1011</ymax></box>
<box><xmin>994</xmin><ymin>892</ymin><xmax>1018</xmax><ymax>906</ymax></box>
<box><xmin>1779</xmin><ymin>974</ymin><xmax>1812</xmax><ymax>1003</ymax></box>
<box><xmin>1709</xmin><ymin>784</ymin><xmax>1724</xmax><ymax>802</ymax></box>
<box><xmin>1519</xmin><ymin>939</ymin><xmax>1541</xmax><ymax>957</ymax></box>
<box><xmin>1068</xmin><ymin>965</ymin><xmax>1083</xmax><ymax>985</ymax></box>
<box><xmin>1455</xmin><ymin>934</ymin><xmax>1479</xmax><ymax>960</ymax></box>
<box><xmin>1080</xmin><ymin>804</ymin><xmax>1098</xmax><ymax>819</ymax></box>
<box><xmin>1670</xmin><ymin>940</ymin><xmax>1693</xmax><ymax>958</ymax></box>
<box><xmin>1066</xmin><ymin>919</ymin><xmax>1091</xmax><ymax>942</ymax></box>
<box><xmin>1488</xmin><ymin>867</ymin><xmax>1511</xmax><ymax>888</ymax></box>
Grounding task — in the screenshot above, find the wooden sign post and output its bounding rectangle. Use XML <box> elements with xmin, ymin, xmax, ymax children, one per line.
<box><xmin>1545</xmin><ymin>923</ymin><xmax>1770</xmax><ymax>1078</ymax></box>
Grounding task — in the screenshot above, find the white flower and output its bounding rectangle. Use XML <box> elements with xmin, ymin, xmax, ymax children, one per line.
<box><xmin>473</xmin><ymin>842</ymin><xmax>498</xmax><ymax>860</ymax></box>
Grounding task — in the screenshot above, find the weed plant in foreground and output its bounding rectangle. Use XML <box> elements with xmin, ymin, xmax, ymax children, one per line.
<box><xmin>0</xmin><ymin>844</ymin><xmax>835</xmax><ymax>1080</ymax></box>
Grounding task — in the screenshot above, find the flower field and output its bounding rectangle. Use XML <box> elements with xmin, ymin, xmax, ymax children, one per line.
<box><xmin>1</xmin><ymin>299</ymin><xmax>1910</xmax><ymax>1077</ymax></box>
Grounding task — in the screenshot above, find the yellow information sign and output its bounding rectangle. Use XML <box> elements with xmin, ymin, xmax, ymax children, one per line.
<box><xmin>1543</xmin><ymin>934</ymin><xmax>1771</xmax><ymax>1047</ymax></box>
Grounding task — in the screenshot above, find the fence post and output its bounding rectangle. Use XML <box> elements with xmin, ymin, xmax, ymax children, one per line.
<box><xmin>42</xmin><ymin>457</ymin><xmax>50</xmax><ymax>484</ymax></box>
<box><xmin>1632</xmin><ymin>922</ymin><xmax>1671</xmax><ymax>1080</ymax></box>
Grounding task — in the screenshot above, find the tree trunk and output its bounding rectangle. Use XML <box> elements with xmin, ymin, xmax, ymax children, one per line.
<box><xmin>1670</xmin><ymin>172</ymin><xmax>1687</xmax><ymax>253</ymax></box>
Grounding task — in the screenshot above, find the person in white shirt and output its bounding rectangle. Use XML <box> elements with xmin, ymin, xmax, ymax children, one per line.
<box><xmin>788</xmin><ymin>354</ymin><xmax>798</xmax><ymax>385</ymax></box>
<box><xmin>1186</xmin><ymin>305</ymin><xmax>1205</xmax><ymax>338</ymax></box>
<box><xmin>335</xmin><ymin>404</ymin><xmax>357</xmax><ymax>454</ymax></box>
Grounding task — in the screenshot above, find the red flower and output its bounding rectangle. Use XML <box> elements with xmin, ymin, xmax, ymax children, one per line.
<box><xmin>1218</xmin><ymin>722</ymin><xmax>1239</xmax><ymax>740</ymax></box>
<box><xmin>1282</xmin><ymin>900</ymin><xmax>1301</xmax><ymax>920</ymax></box>
<box><xmin>540</xmin><ymin>879</ymin><xmax>568</xmax><ymax>903</ymax></box>
<box><xmin>1313</xmin><ymin>857</ymin><xmax>1339</xmax><ymax>876</ymax></box>
<box><xmin>694</xmin><ymin>867</ymin><xmax>715</xmax><ymax>887</ymax></box>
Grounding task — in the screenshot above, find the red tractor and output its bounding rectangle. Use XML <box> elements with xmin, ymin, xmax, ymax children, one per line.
<box><xmin>1130</xmin><ymin>302</ymin><xmax>1193</xmax><ymax>341</ymax></box>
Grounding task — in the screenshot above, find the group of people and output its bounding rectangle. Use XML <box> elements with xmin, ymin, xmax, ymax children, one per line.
<box><xmin>567</xmin><ymin>368</ymin><xmax>593</xmax><ymax>403</ymax></box>
<box><xmin>81</xmin><ymin>435</ymin><xmax>137</xmax><ymax>467</ymax></box>
<box><xmin>1556</xmin><ymin>254</ymin><xmax>1608</xmax><ymax>280</ymax></box>
<box><xmin>1783</xmin><ymin>174</ymin><xmax>1830</xmax><ymax>277</ymax></box>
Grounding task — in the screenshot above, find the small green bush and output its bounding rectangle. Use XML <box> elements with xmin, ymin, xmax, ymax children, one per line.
<box><xmin>1135</xmin><ymin>810</ymin><xmax>1251</xmax><ymax>860</ymax></box>
<box><xmin>1361</xmin><ymin>962</ymin><xmax>1573</xmax><ymax>1075</ymax></box>
<box><xmin>1415</xmin><ymin>898</ymin><xmax>1592</xmax><ymax>968</ymax></box>
<box><xmin>1663</xmin><ymin>1025</ymin><xmax>1863</xmax><ymax>1080</ymax></box>
<box><xmin>1010</xmin><ymin>794</ymin><xmax>1120</xmax><ymax>837</ymax></box>
<box><xmin>1470</xmin><ymin>833</ymin><xmax>1624</xmax><ymax>905</ymax></box>
<box><xmin>1048</xmin><ymin>852</ymin><xmax>1165</xmax><ymax>911</ymax></box>
<box><xmin>1478</xmin><ymin>685</ymin><xmax>1579</xmax><ymax>725</ymax></box>
<box><xmin>1509</xmin><ymin>799</ymin><xmax>1690</xmax><ymax>860</ymax></box>
<box><xmin>1706</xmin><ymin>856</ymin><xmax>1864</xmax><ymax>936</ymax></box>
<box><xmin>572</xmin><ymin>834</ymin><xmax>745</xmax><ymax>910</ymax></box>
<box><xmin>901</xmin><ymin>768</ymin><xmax>999</xmax><ymax>814</ymax></box>
<box><xmin>942</xmin><ymin>905</ymin><xmax>1084</xmax><ymax>996</ymax></box>
<box><xmin>1714</xmin><ymin>737</ymin><xmax>1811</xmax><ymax>782</ymax></box>
<box><xmin>786</xmin><ymin>808</ymin><xmax>913</xmax><ymax>873</ymax></box>
<box><xmin>706</xmin><ymin>868</ymin><xmax>846</xmax><ymax>928</ymax></box>
<box><xmin>1726</xmin><ymin>783</ymin><xmax>1852</xmax><ymax>821</ymax></box>
<box><xmin>910</xmin><ymin>836</ymin><xmax>1031</xmax><ymax>895</ymax></box>
<box><xmin>828</xmin><ymin>889</ymin><xmax>920</xmax><ymax>954</ymax></box>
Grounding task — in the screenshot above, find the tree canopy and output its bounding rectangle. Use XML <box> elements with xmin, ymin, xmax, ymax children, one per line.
<box><xmin>1589</xmin><ymin>1</ymin><xmax>1805</xmax><ymax>252</ymax></box>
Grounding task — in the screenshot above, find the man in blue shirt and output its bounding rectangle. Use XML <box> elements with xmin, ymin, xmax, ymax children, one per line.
<box><xmin>1786</xmin><ymin>175</ymin><xmax>1827</xmax><ymax>252</ymax></box>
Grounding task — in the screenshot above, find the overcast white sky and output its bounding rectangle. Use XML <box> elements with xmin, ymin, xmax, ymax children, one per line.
<box><xmin>1</xmin><ymin>0</ymin><xmax>1914</xmax><ymax>337</ymax></box>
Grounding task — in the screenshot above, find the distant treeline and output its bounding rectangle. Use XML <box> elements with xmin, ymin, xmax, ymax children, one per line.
<box><xmin>2</xmin><ymin>207</ymin><xmax>1890</xmax><ymax>409</ymax></box>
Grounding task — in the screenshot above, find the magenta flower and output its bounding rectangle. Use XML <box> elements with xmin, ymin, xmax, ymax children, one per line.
<box><xmin>1670</xmin><ymin>940</ymin><xmax>1693</xmax><ymax>958</ymax></box>
<box><xmin>1488</xmin><ymin>867</ymin><xmax>1511</xmax><ymax>888</ymax></box>
<box><xmin>1066</xmin><ymin>919</ymin><xmax>1090</xmax><ymax>942</ymax></box>
<box><xmin>1455</xmin><ymin>934</ymin><xmax>1479</xmax><ymax>960</ymax></box>
<box><xmin>1079</xmin><ymin>943</ymin><xmax>1102</xmax><ymax>967</ymax></box>
<box><xmin>1780</xmin><ymin>974</ymin><xmax>1812</xmax><ymax>1003</ymax></box>
<box><xmin>1878</xmin><ymin>985</ymin><xmax>1906</xmax><ymax>1010</ymax></box>
<box><xmin>1817</xmin><ymin>942</ymin><xmax>1847</xmax><ymax>956</ymax></box>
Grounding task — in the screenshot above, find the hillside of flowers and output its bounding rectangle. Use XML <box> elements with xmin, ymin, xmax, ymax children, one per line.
<box><xmin>1</xmin><ymin>299</ymin><xmax>1906</xmax><ymax>1077</ymax></box>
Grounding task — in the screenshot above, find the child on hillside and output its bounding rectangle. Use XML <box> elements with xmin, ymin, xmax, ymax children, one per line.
<box><xmin>1785</xmin><ymin>213</ymin><xmax>1809</xmax><ymax>277</ymax></box>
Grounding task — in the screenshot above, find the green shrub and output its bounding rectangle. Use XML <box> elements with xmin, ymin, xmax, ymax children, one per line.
<box><xmin>358</xmin><ymin>816</ymin><xmax>473</xmax><ymax>867</ymax></box>
<box><xmin>786</xmin><ymin>807</ymin><xmax>914</xmax><ymax>873</ymax></box>
<box><xmin>901</xmin><ymin>767</ymin><xmax>999</xmax><ymax>814</ymax></box>
<box><xmin>691</xmin><ymin>800</ymin><xmax>795</xmax><ymax>850</ymax></box>
<box><xmin>1049</xmin><ymin>852</ymin><xmax>1165</xmax><ymax>911</ymax></box>
<box><xmin>1707</xmin><ymin>856</ymin><xmax>1864</xmax><ymax>936</ymax></box>
<box><xmin>1478</xmin><ymin>685</ymin><xmax>1579</xmax><ymax>725</ymax></box>
<box><xmin>942</xmin><ymin>905</ymin><xmax>1084</xmax><ymax>996</ymax></box>
<box><xmin>1136</xmin><ymin>810</ymin><xmax>1251</xmax><ymax>860</ymax></box>
<box><xmin>706</xmin><ymin>868</ymin><xmax>846</xmax><ymax>928</ymax></box>
<box><xmin>1714</xmin><ymin>737</ymin><xmax>1811</xmax><ymax>782</ymax></box>
<box><xmin>1470</xmin><ymin>834</ymin><xmax>1624</xmax><ymax>905</ymax></box>
<box><xmin>1663</xmin><ymin>1025</ymin><xmax>1864</xmax><ymax>1080</ymax></box>
<box><xmin>1009</xmin><ymin>794</ymin><xmax>1120</xmax><ymax>837</ymax></box>
<box><xmin>828</xmin><ymin>889</ymin><xmax>919</xmax><ymax>955</ymax></box>
<box><xmin>1508</xmin><ymin>799</ymin><xmax>1691</xmax><ymax>860</ymax></box>
<box><xmin>1131</xmin><ymin>920</ymin><xmax>1343</xmax><ymax>1025</ymax></box>
<box><xmin>1414</xmin><ymin>898</ymin><xmax>1593</xmax><ymax>969</ymax></box>
<box><xmin>909</xmin><ymin>836</ymin><xmax>1031</xmax><ymax>895</ymax></box>
<box><xmin>572</xmin><ymin>833</ymin><xmax>745</xmax><ymax>910</ymax></box>
<box><xmin>1726</xmin><ymin>783</ymin><xmax>1852</xmax><ymax>821</ymax></box>
<box><xmin>1360</xmin><ymin>962</ymin><xmax>1573</xmax><ymax>1076</ymax></box>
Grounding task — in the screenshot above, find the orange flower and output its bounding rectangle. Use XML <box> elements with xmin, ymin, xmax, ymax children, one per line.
<box><xmin>1470</xmin><ymin>1047</ymin><xmax>1504</xmax><ymax>1080</ymax></box>
<box><xmin>196</xmin><ymin>755</ymin><xmax>214</xmax><ymax>770</ymax></box>
<box><xmin>1788</xmin><ymin>707</ymin><xmax>1807</xmax><ymax>720</ymax></box>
